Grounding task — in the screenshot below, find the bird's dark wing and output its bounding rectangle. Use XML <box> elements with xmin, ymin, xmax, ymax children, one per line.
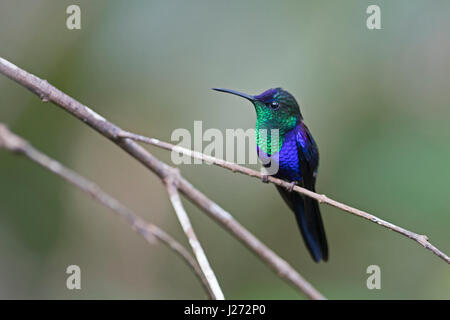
<box><xmin>293</xmin><ymin>123</ymin><xmax>328</xmax><ymax>262</ymax></box>
<box><xmin>297</xmin><ymin>122</ymin><xmax>319</xmax><ymax>174</ymax></box>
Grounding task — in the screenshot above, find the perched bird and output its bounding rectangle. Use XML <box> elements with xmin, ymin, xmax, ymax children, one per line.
<box><xmin>213</xmin><ymin>87</ymin><xmax>328</xmax><ymax>262</ymax></box>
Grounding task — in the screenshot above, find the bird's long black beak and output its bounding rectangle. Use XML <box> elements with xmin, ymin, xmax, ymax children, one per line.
<box><xmin>212</xmin><ymin>88</ymin><xmax>255</xmax><ymax>101</ymax></box>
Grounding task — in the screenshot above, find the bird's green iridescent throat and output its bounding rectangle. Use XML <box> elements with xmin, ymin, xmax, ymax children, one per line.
<box><xmin>254</xmin><ymin>101</ymin><xmax>297</xmax><ymax>155</ymax></box>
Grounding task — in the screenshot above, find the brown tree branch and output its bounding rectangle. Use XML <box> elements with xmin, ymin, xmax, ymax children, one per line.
<box><xmin>0</xmin><ymin>57</ymin><xmax>326</xmax><ymax>299</ymax></box>
<box><xmin>118</xmin><ymin>131</ymin><xmax>450</xmax><ymax>265</ymax></box>
<box><xmin>165</xmin><ymin>170</ymin><xmax>225</xmax><ymax>299</ymax></box>
<box><xmin>0</xmin><ymin>124</ymin><xmax>215</xmax><ymax>299</ymax></box>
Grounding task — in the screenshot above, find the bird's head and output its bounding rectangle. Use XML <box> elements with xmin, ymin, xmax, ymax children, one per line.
<box><xmin>213</xmin><ymin>87</ymin><xmax>302</xmax><ymax>132</ymax></box>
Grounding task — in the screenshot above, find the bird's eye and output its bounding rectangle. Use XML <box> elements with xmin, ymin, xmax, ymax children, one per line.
<box><xmin>269</xmin><ymin>101</ymin><xmax>280</xmax><ymax>110</ymax></box>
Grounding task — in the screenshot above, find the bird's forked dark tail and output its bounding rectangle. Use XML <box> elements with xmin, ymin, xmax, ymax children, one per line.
<box><xmin>277</xmin><ymin>186</ymin><xmax>328</xmax><ymax>262</ymax></box>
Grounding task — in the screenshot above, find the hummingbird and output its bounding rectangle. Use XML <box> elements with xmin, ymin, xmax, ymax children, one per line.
<box><xmin>213</xmin><ymin>87</ymin><xmax>328</xmax><ymax>262</ymax></box>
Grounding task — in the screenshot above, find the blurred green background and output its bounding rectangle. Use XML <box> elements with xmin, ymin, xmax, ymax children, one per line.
<box><xmin>0</xmin><ymin>0</ymin><xmax>449</xmax><ymax>299</ymax></box>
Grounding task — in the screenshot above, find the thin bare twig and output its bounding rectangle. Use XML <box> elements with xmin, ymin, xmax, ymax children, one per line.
<box><xmin>0</xmin><ymin>56</ymin><xmax>325</xmax><ymax>299</ymax></box>
<box><xmin>0</xmin><ymin>123</ymin><xmax>215</xmax><ymax>299</ymax></box>
<box><xmin>118</xmin><ymin>131</ymin><xmax>450</xmax><ymax>265</ymax></box>
<box><xmin>165</xmin><ymin>171</ymin><xmax>225</xmax><ymax>300</ymax></box>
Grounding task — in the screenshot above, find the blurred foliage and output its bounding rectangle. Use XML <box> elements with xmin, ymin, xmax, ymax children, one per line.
<box><xmin>0</xmin><ymin>0</ymin><xmax>449</xmax><ymax>299</ymax></box>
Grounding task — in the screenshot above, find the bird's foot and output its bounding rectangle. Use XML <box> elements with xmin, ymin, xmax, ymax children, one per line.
<box><xmin>287</xmin><ymin>181</ymin><xmax>298</xmax><ymax>192</ymax></box>
<box><xmin>261</xmin><ymin>174</ymin><xmax>269</xmax><ymax>183</ymax></box>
